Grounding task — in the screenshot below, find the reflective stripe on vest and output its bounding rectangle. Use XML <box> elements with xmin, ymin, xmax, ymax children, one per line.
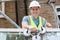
<box><xmin>29</xmin><ymin>16</ymin><xmax>42</xmax><ymax>29</ymax></box>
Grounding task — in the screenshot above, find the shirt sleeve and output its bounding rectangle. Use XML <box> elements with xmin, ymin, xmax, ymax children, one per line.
<box><xmin>42</xmin><ymin>18</ymin><xmax>47</xmax><ymax>28</ymax></box>
<box><xmin>22</xmin><ymin>16</ymin><xmax>28</xmax><ymax>23</ymax></box>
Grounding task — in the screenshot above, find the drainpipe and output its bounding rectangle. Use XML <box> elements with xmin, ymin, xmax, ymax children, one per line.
<box><xmin>15</xmin><ymin>1</ymin><xmax>19</xmax><ymax>25</ymax></box>
<box><xmin>24</xmin><ymin>0</ymin><xmax>28</xmax><ymax>15</ymax></box>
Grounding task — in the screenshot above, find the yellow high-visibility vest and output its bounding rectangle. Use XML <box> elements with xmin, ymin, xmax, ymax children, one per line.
<box><xmin>29</xmin><ymin>16</ymin><xmax>43</xmax><ymax>29</ymax></box>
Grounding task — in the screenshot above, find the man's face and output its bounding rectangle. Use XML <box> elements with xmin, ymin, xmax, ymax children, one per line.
<box><xmin>30</xmin><ymin>7</ymin><xmax>40</xmax><ymax>17</ymax></box>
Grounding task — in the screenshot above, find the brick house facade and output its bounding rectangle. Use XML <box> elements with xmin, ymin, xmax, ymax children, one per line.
<box><xmin>0</xmin><ymin>0</ymin><xmax>60</xmax><ymax>28</ymax></box>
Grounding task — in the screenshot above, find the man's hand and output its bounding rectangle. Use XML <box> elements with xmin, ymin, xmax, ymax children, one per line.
<box><xmin>28</xmin><ymin>26</ymin><xmax>37</xmax><ymax>32</ymax></box>
<box><xmin>30</xmin><ymin>27</ymin><xmax>37</xmax><ymax>32</ymax></box>
<box><xmin>22</xmin><ymin>23</ymin><xmax>37</xmax><ymax>32</ymax></box>
<box><xmin>46</xmin><ymin>23</ymin><xmax>52</xmax><ymax>28</ymax></box>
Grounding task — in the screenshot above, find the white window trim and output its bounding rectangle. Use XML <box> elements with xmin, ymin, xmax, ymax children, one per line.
<box><xmin>0</xmin><ymin>2</ymin><xmax>5</xmax><ymax>18</ymax></box>
<box><xmin>55</xmin><ymin>5</ymin><xmax>60</xmax><ymax>15</ymax></box>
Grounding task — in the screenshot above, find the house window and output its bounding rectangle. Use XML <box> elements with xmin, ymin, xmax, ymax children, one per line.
<box><xmin>57</xmin><ymin>8</ymin><xmax>60</xmax><ymax>12</ymax></box>
<box><xmin>56</xmin><ymin>6</ymin><xmax>60</xmax><ymax>20</ymax></box>
<box><xmin>56</xmin><ymin>6</ymin><xmax>60</xmax><ymax>15</ymax></box>
<box><xmin>55</xmin><ymin>5</ymin><xmax>60</xmax><ymax>28</ymax></box>
<box><xmin>0</xmin><ymin>0</ymin><xmax>16</xmax><ymax>18</ymax></box>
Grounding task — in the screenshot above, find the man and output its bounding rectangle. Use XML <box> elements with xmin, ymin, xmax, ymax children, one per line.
<box><xmin>22</xmin><ymin>1</ymin><xmax>52</xmax><ymax>33</ymax></box>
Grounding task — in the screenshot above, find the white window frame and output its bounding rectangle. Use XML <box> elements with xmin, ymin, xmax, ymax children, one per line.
<box><xmin>0</xmin><ymin>2</ymin><xmax>5</xmax><ymax>18</ymax></box>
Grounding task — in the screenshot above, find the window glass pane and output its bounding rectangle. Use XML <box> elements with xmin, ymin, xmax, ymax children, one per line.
<box><xmin>58</xmin><ymin>15</ymin><xmax>60</xmax><ymax>20</ymax></box>
<box><xmin>57</xmin><ymin>8</ymin><xmax>60</xmax><ymax>12</ymax></box>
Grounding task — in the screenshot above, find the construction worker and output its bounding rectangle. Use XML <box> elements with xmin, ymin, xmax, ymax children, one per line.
<box><xmin>22</xmin><ymin>0</ymin><xmax>52</xmax><ymax>33</ymax></box>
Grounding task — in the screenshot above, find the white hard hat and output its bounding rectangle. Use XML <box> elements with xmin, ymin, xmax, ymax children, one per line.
<box><xmin>29</xmin><ymin>1</ymin><xmax>41</xmax><ymax>8</ymax></box>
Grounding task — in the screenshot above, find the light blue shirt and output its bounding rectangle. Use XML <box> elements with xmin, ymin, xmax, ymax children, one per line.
<box><xmin>22</xmin><ymin>16</ymin><xmax>47</xmax><ymax>28</ymax></box>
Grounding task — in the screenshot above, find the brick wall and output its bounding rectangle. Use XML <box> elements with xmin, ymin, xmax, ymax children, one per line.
<box><xmin>40</xmin><ymin>5</ymin><xmax>56</xmax><ymax>28</ymax></box>
<box><xmin>25</xmin><ymin>0</ymin><xmax>56</xmax><ymax>28</ymax></box>
<box><xmin>19</xmin><ymin>0</ymin><xmax>60</xmax><ymax>28</ymax></box>
<box><xmin>0</xmin><ymin>1</ymin><xmax>16</xmax><ymax>28</ymax></box>
<box><xmin>0</xmin><ymin>0</ymin><xmax>60</xmax><ymax>28</ymax></box>
<box><xmin>56</xmin><ymin>0</ymin><xmax>60</xmax><ymax>5</ymax></box>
